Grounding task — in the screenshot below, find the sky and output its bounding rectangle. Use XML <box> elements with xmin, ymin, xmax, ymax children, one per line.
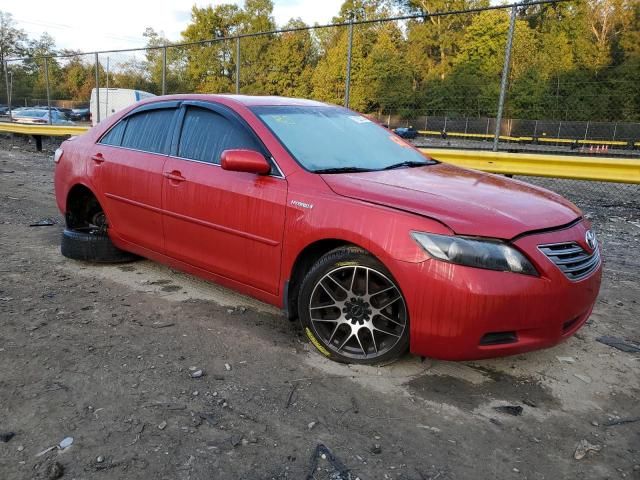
<box><xmin>0</xmin><ymin>0</ymin><xmax>345</xmax><ymax>53</ymax></box>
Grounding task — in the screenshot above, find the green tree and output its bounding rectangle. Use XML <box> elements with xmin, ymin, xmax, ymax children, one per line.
<box><xmin>263</xmin><ymin>19</ymin><xmax>316</xmax><ymax>97</ymax></box>
<box><xmin>359</xmin><ymin>23</ymin><xmax>413</xmax><ymax>115</ymax></box>
<box><xmin>181</xmin><ymin>3</ymin><xmax>243</xmax><ymax>93</ymax></box>
<box><xmin>0</xmin><ymin>11</ymin><xmax>28</xmax><ymax>103</ymax></box>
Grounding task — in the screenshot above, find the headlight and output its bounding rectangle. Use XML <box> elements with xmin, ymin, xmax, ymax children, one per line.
<box><xmin>412</xmin><ymin>232</ymin><xmax>538</xmax><ymax>276</ymax></box>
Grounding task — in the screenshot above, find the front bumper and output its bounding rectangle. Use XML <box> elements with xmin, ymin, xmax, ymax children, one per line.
<box><xmin>392</xmin><ymin>221</ymin><xmax>602</xmax><ymax>361</ymax></box>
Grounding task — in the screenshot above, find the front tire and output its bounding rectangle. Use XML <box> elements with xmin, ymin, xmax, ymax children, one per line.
<box><xmin>298</xmin><ymin>247</ymin><xmax>409</xmax><ymax>364</ymax></box>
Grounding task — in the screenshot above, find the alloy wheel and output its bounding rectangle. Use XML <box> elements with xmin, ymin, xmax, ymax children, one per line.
<box><xmin>308</xmin><ymin>265</ymin><xmax>407</xmax><ymax>360</ymax></box>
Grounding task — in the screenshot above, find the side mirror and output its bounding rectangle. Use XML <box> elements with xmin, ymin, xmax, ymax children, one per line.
<box><xmin>220</xmin><ymin>149</ymin><xmax>271</xmax><ymax>175</ymax></box>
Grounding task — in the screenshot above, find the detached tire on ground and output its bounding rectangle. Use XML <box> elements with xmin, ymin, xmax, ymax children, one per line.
<box><xmin>298</xmin><ymin>246</ymin><xmax>409</xmax><ymax>365</ymax></box>
<box><xmin>61</xmin><ymin>228</ymin><xmax>137</xmax><ymax>263</ymax></box>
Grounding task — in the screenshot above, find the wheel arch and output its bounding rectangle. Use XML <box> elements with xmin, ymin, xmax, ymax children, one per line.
<box><xmin>65</xmin><ymin>183</ymin><xmax>103</xmax><ymax>229</ymax></box>
<box><xmin>285</xmin><ymin>238</ymin><xmax>374</xmax><ymax>320</ymax></box>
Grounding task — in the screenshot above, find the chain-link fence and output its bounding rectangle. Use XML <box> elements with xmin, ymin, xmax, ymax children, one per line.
<box><xmin>2</xmin><ymin>0</ymin><xmax>639</xmax><ymax>164</ymax></box>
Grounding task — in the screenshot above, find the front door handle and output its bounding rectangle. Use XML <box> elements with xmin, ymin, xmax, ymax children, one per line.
<box><xmin>163</xmin><ymin>171</ymin><xmax>186</xmax><ymax>182</ymax></box>
<box><xmin>91</xmin><ymin>153</ymin><xmax>105</xmax><ymax>163</ymax></box>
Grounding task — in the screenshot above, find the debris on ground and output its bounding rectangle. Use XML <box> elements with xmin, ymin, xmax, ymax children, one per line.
<box><xmin>285</xmin><ymin>383</ymin><xmax>298</xmax><ymax>408</ymax></box>
<box><xmin>370</xmin><ymin>444</ymin><xmax>382</xmax><ymax>454</ymax></box>
<box><xmin>306</xmin><ymin>444</ymin><xmax>351</xmax><ymax>480</ymax></box>
<box><xmin>59</xmin><ymin>437</ymin><xmax>73</xmax><ymax>450</ymax></box>
<box><xmin>150</xmin><ymin>321</ymin><xmax>174</xmax><ymax>329</ymax></box>
<box><xmin>604</xmin><ymin>416</ymin><xmax>640</xmax><ymax>427</ymax></box>
<box><xmin>556</xmin><ymin>356</ymin><xmax>576</xmax><ymax>363</ymax></box>
<box><xmin>158</xmin><ymin>421</ymin><xmax>167</xmax><ymax>430</ymax></box>
<box><xmin>574</xmin><ymin>439</ymin><xmax>601</xmax><ymax>460</ymax></box>
<box><xmin>190</xmin><ymin>369</ymin><xmax>204</xmax><ymax>378</ymax></box>
<box><xmin>0</xmin><ymin>431</ymin><xmax>16</xmax><ymax>442</ymax></box>
<box><xmin>596</xmin><ymin>336</ymin><xmax>640</xmax><ymax>353</ymax></box>
<box><xmin>225</xmin><ymin>363</ymin><xmax>231</xmax><ymax>371</ymax></box>
<box><xmin>573</xmin><ymin>373</ymin><xmax>592</xmax><ymax>384</ymax></box>
<box><xmin>307</xmin><ymin>421</ymin><xmax>317</xmax><ymax>430</ymax></box>
<box><xmin>28</xmin><ymin>218</ymin><xmax>56</xmax><ymax>227</ymax></box>
<box><xmin>493</xmin><ymin>405</ymin><xmax>523</xmax><ymax>416</ymax></box>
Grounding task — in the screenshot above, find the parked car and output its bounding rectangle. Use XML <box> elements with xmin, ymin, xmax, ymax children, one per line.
<box><xmin>70</xmin><ymin>108</ymin><xmax>91</xmax><ymax>122</ymax></box>
<box><xmin>394</xmin><ymin>126</ymin><xmax>418</xmax><ymax>139</ymax></box>
<box><xmin>54</xmin><ymin>95</ymin><xmax>601</xmax><ymax>364</ymax></box>
<box><xmin>12</xmin><ymin>109</ymin><xmax>75</xmax><ymax>125</ymax></box>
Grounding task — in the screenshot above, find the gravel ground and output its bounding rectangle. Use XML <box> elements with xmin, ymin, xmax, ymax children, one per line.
<box><xmin>0</xmin><ymin>136</ymin><xmax>639</xmax><ymax>480</ymax></box>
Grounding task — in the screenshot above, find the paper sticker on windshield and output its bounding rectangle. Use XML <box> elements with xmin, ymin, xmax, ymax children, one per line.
<box><xmin>270</xmin><ymin>114</ymin><xmax>295</xmax><ymax>125</ymax></box>
<box><xmin>389</xmin><ymin>134</ymin><xmax>411</xmax><ymax>148</ymax></box>
<box><xmin>348</xmin><ymin>116</ymin><xmax>371</xmax><ymax>124</ymax></box>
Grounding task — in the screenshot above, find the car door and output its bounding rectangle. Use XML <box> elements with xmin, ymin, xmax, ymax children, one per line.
<box><xmin>161</xmin><ymin>102</ymin><xmax>287</xmax><ymax>295</ymax></box>
<box><xmin>88</xmin><ymin>102</ymin><xmax>179</xmax><ymax>253</ymax></box>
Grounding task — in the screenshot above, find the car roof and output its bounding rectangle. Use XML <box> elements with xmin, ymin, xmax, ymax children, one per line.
<box><xmin>141</xmin><ymin>94</ymin><xmax>329</xmax><ymax>108</ymax></box>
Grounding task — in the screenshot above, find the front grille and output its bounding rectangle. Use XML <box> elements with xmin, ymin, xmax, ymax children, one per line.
<box><xmin>538</xmin><ymin>242</ymin><xmax>600</xmax><ymax>281</ymax></box>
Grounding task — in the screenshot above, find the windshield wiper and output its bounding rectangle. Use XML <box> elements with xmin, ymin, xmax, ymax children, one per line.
<box><xmin>313</xmin><ymin>167</ymin><xmax>375</xmax><ymax>174</ymax></box>
<box><xmin>382</xmin><ymin>160</ymin><xmax>437</xmax><ymax>170</ymax></box>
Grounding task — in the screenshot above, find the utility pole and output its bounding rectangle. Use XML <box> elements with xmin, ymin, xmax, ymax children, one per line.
<box><xmin>44</xmin><ymin>57</ymin><xmax>52</xmax><ymax>125</ymax></box>
<box><xmin>94</xmin><ymin>53</ymin><xmax>100</xmax><ymax>123</ymax></box>
<box><xmin>344</xmin><ymin>11</ymin><xmax>354</xmax><ymax>108</ymax></box>
<box><xmin>493</xmin><ymin>5</ymin><xmax>517</xmax><ymax>152</ymax></box>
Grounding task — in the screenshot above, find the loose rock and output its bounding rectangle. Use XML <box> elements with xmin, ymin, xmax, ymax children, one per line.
<box><xmin>158</xmin><ymin>421</ymin><xmax>167</xmax><ymax>430</ymax></box>
<box><xmin>190</xmin><ymin>369</ymin><xmax>204</xmax><ymax>378</ymax></box>
<box><xmin>45</xmin><ymin>461</ymin><xmax>64</xmax><ymax>480</ymax></box>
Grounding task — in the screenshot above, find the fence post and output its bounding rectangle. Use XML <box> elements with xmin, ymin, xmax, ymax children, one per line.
<box><xmin>94</xmin><ymin>53</ymin><xmax>100</xmax><ymax>123</ymax></box>
<box><xmin>44</xmin><ymin>57</ymin><xmax>52</xmax><ymax>125</ymax></box>
<box><xmin>235</xmin><ymin>37</ymin><xmax>241</xmax><ymax>94</ymax></box>
<box><xmin>344</xmin><ymin>13</ymin><xmax>354</xmax><ymax>108</ymax></box>
<box><xmin>493</xmin><ymin>5</ymin><xmax>516</xmax><ymax>152</ymax></box>
<box><xmin>162</xmin><ymin>46</ymin><xmax>167</xmax><ymax>95</ymax></box>
<box><xmin>4</xmin><ymin>61</ymin><xmax>11</xmax><ymax>121</ymax></box>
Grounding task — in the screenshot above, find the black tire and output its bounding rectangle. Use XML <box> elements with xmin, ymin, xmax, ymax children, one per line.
<box><xmin>61</xmin><ymin>228</ymin><xmax>137</xmax><ymax>263</ymax></box>
<box><xmin>298</xmin><ymin>246</ymin><xmax>409</xmax><ymax>365</ymax></box>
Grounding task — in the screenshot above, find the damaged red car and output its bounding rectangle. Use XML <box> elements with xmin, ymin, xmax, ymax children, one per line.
<box><xmin>54</xmin><ymin>95</ymin><xmax>602</xmax><ymax>364</ymax></box>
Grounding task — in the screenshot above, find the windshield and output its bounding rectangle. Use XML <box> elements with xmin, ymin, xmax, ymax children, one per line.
<box><xmin>252</xmin><ymin>105</ymin><xmax>433</xmax><ymax>172</ymax></box>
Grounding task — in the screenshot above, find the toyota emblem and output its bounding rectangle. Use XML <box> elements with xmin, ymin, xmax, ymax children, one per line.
<box><xmin>585</xmin><ymin>230</ymin><xmax>597</xmax><ymax>250</ymax></box>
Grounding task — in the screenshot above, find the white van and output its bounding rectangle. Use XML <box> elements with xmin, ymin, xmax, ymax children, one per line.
<box><xmin>90</xmin><ymin>88</ymin><xmax>155</xmax><ymax>126</ymax></box>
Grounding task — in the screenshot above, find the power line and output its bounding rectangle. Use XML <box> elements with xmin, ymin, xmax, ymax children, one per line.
<box><xmin>6</xmin><ymin>0</ymin><xmax>575</xmax><ymax>61</ymax></box>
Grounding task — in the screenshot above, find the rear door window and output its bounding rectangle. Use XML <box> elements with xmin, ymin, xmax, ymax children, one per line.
<box><xmin>120</xmin><ymin>108</ymin><xmax>175</xmax><ymax>154</ymax></box>
<box><xmin>177</xmin><ymin>107</ymin><xmax>260</xmax><ymax>164</ymax></box>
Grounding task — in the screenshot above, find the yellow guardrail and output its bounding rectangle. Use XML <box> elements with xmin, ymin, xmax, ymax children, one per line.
<box><xmin>421</xmin><ymin>148</ymin><xmax>640</xmax><ymax>184</ymax></box>
<box><xmin>417</xmin><ymin>129</ymin><xmax>635</xmax><ymax>147</ymax></box>
<box><xmin>0</xmin><ymin>122</ymin><xmax>637</xmax><ymax>183</ymax></box>
<box><xmin>0</xmin><ymin>122</ymin><xmax>89</xmax><ymax>136</ymax></box>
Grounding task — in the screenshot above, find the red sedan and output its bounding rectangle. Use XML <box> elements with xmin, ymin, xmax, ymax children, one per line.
<box><xmin>54</xmin><ymin>95</ymin><xmax>602</xmax><ymax>364</ymax></box>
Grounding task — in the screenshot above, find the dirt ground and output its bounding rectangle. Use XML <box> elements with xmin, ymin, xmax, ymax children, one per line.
<box><xmin>0</xmin><ymin>135</ymin><xmax>639</xmax><ymax>480</ymax></box>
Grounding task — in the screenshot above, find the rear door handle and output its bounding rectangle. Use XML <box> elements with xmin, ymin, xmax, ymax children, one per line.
<box><xmin>91</xmin><ymin>153</ymin><xmax>105</xmax><ymax>163</ymax></box>
<box><xmin>163</xmin><ymin>171</ymin><xmax>186</xmax><ymax>182</ymax></box>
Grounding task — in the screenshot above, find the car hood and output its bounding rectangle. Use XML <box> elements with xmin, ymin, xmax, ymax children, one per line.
<box><xmin>321</xmin><ymin>163</ymin><xmax>581</xmax><ymax>239</ymax></box>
